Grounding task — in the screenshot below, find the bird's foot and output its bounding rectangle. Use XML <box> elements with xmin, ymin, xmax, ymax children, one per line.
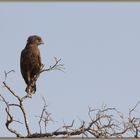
<box><xmin>25</xmin><ymin>87</ymin><xmax>33</xmax><ymax>98</ymax></box>
<box><xmin>41</xmin><ymin>64</ymin><xmax>44</xmax><ymax>70</ymax></box>
<box><xmin>27</xmin><ymin>94</ymin><xmax>32</xmax><ymax>98</ymax></box>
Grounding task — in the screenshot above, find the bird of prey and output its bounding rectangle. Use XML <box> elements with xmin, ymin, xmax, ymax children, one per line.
<box><xmin>20</xmin><ymin>35</ymin><xmax>44</xmax><ymax>96</ymax></box>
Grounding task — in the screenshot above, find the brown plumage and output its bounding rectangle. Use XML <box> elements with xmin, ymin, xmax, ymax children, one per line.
<box><xmin>20</xmin><ymin>35</ymin><xmax>44</xmax><ymax>96</ymax></box>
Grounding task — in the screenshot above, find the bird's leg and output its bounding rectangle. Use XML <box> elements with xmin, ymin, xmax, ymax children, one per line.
<box><xmin>26</xmin><ymin>72</ymin><xmax>32</xmax><ymax>97</ymax></box>
<box><xmin>30</xmin><ymin>78</ymin><xmax>36</xmax><ymax>94</ymax></box>
<box><xmin>25</xmin><ymin>87</ymin><xmax>32</xmax><ymax>98</ymax></box>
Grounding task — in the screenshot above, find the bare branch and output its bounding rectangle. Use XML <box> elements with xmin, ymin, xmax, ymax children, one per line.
<box><xmin>63</xmin><ymin>120</ymin><xmax>74</xmax><ymax>131</ymax></box>
<box><xmin>3</xmin><ymin>82</ymin><xmax>20</xmax><ymax>101</ymax></box>
<box><xmin>27</xmin><ymin>105</ymin><xmax>132</xmax><ymax>138</ymax></box>
<box><xmin>37</xmin><ymin>97</ymin><xmax>52</xmax><ymax>134</ymax></box>
<box><xmin>40</xmin><ymin>57</ymin><xmax>65</xmax><ymax>73</ymax></box>
<box><xmin>129</xmin><ymin>101</ymin><xmax>140</xmax><ymax>116</ymax></box>
<box><xmin>4</xmin><ymin>70</ymin><xmax>15</xmax><ymax>82</ymax></box>
<box><xmin>128</xmin><ymin>101</ymin><xmax>140</xmax><ymax>138</ymax></box>
<box><xmin>2</xmin><ymin>81</ymin><xmax>31</xmax><ymax>136</ymax></box>
<box><xmin>0</xmin><ymin>94</ymin><xmax>23</xmax><ymax>137</ymax></box>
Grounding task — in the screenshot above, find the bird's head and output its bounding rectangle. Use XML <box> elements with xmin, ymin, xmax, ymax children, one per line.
<box><xmin>27</xmin><ymin>35</ymin><xmax>44</xmax><ymax>46</ymax></box>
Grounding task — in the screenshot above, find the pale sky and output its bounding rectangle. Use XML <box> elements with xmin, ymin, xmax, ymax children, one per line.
<box><xmin>0</xmin><ymin>2</ymin><xmax>140</xmax><ymax>137</ymax></box>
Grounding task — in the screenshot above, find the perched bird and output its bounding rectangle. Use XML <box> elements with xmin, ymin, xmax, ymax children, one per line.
<box><xmin>20</xmin><ymin>35</ymin><xmax>44</xmax><ymax>96</ymax></box>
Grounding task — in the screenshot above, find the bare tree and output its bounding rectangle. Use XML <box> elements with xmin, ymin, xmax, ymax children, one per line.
<box><xmin>1</xmin><ymin>58</ymin><xmax>140</xmax><ymax>138</ymax></box>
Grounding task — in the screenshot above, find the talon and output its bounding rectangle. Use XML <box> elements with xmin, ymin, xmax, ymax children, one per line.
<box><xmin>27</xmin><ymin>94</ymin><xmax>32</xmax><ymax>98</ymax></box>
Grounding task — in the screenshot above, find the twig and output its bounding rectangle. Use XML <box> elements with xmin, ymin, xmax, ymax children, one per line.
<box><xmin>4</xmin><ymin>70</ymin><xmax>15</xmax><ymax>82</ymax></box>
<box><xmin>37</xmin><ymin>97</ymin><xmax>52</xmax><ymax>134</ymax></box>
<box><xmin>34</xmin><ymin>57</ymin><xmax>64</xmax><ymax>84</ymax></box>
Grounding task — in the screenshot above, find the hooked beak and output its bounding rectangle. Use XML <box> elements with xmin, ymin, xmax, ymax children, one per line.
<box><xmin>40</xmin><ymin>41</ymin><xmax>44</xmax><ymax>45</ymax></box>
